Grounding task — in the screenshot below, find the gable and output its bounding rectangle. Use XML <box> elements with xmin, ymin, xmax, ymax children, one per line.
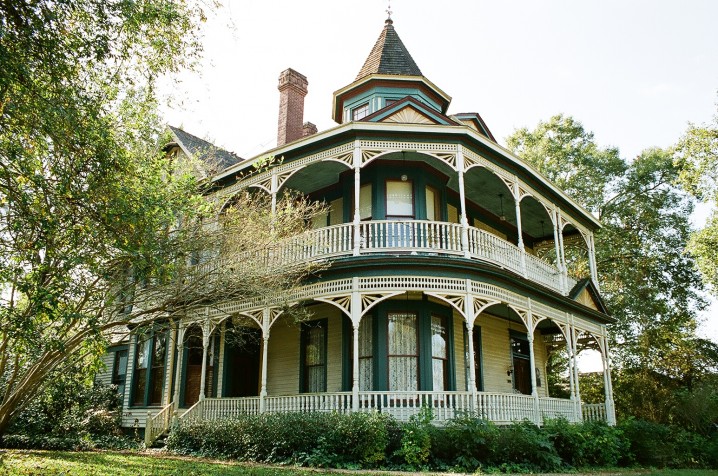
<box><xmin>575</xmin><ymin>287</ymin><xmax>600</xmax><ymax>311</ymax></box>
<box><xmin>382</xmin><ymin>105</ymin><xmax>437</xmax><ymax>125</ymax></box>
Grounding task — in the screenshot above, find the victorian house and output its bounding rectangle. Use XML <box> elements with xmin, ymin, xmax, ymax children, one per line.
<box><xmin>96</xmin><ymin>18</ymin><xmax>616</xmax><ymax>445</ymax></box>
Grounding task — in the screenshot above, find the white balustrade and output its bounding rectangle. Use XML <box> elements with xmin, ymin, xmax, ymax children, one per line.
<box><xmin>539</xmin><ymin>397</ymin><xmax>580</xmax><ymax>422</ymax></box>
<box><xmin>144</xmin><ymin>402</ymin><xmax>174</xmax><ymax>446</ymax></box>
<box><xmin>195</xmin><ymin>220</ymin><xmax>569</xmax><ymax>296</ymax></box>
<box><xmin>357</xmin><ymin>391</ymin><xmax>473</xmax><ymax>422</ymax></box>
<box><xmin>173</xmin><ymin>391</ymin><xmax>607</xmax><ymax>426</ymax></box>
<box><xmin>264</xmin><ymin>392</ymin><xmax>352</xmax><ymax>414</ymax></box>
<box><xmin>582</xmin><ymin>403</ymin><xmax>607</xmax><ymax>422</ymax></box>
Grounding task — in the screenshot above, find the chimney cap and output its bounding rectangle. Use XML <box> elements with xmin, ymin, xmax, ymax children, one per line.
<box><xmin>278</xmin><ymin>68</ymin><xmax>308</xmax><ymax>93</ymax></box>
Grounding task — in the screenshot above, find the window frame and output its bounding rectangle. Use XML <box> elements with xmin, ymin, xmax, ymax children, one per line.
<box><xmin>300</xmin><ymin>319</ymin><xmax>328</xmax><ymax>393</ymax></box>
<box><xmin>352</xmin><ymin>103</ymin><xmax>370</xmax><ymax>121</ymax></box>
<box><xmin>130</xmin><ymin>326</ymin><xmax>169</xmax><ymax>408</ymax></box>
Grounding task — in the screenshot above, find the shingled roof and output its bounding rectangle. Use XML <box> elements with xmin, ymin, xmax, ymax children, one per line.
<box><xmin>356</xmin><ymin>19</ymin><xmax>422</xmax><ymax>80</ymax></box>
<box><xmin>168</xmin><ymin>125</ymin><xmax>242</xmax><ymax>171</ymax></box>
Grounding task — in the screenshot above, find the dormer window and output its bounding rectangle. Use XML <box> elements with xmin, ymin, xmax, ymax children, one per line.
<box><xmin>352</xmin><ymin>103</ymin><xmax>370</xmax><ymax>121</ymax></box>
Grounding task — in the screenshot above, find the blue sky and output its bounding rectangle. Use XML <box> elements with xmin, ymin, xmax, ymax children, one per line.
<box><xmin>161</xmin><ymin>0</ymin><xmax>718</xmax><ymax>343</ymax></box>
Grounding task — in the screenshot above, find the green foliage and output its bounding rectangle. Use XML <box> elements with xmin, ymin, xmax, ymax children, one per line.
<box><xmin>544</xmin><ymin>418</ymin><xmax>626</xmax><ymax>468</ymax></box>
<box><xmin>494</xmin><ymin>420</ymin><xmax>561</xmax><ymax>471</ymax></box>
<box><xmin>167</xmin><ymin>412</ymin><xmax>390</xmax><ymax>468</ymax></box>
<box><xmin>430</xmin><ymin>414</ymin><xmax>499</xmax><ymax>471</ymax></box>
<box><xmin>166</xmin><ymin>411</ymin><xmax>718</xmax><ymax>470</ymax></box>
<box><xmin>394</xmin><ymin>408</ymin><xmax>432</xmax><ymax>468</ymax></box>
<box><xmin>0</xmin><ymin>375</ymin><xmax>138</xmax><ymax>451</ymax></box>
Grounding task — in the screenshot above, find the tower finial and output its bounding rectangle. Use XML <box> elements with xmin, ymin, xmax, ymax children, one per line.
<box><xmin>386</xmin><ymin>0</ymin><xmax>393</xmax><ymax>22</ymax></box>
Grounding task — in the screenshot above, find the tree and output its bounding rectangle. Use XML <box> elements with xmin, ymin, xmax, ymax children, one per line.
<box><xmin>675</xmin><ymin>103</ymin><xmax>718</xmax><ymax>290</ymax></box>
<box><xmin>507</xmin><ymin>116</ymin><xmax>713</xmax><ymax>422</ymax></box>
<box><xmin>0</xmin><ymin>1</ymin><xmax>323</xmax><ymax>436</ymax></box>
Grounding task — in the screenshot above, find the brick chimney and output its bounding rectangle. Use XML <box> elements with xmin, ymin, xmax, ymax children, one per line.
<box><xmin>302</xmin><ymin>121</ymin><xmax>318</xmax><ymax>137</ymax></box>
<box><xmin>277</xmin><ymin>68</ymin><xmax>308</xmax><ymax>146</ymax></box>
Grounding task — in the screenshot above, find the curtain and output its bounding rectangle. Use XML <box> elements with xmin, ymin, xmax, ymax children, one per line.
<box><xmin>359</xmin><ymin>317</ymin><xmax>373</xmax><ymax>391</ymax></box>
<box><xmin>388</xmin><ymin>312</ymin><xmax>418</xmax><ymax>391</ymax></box>
<box><xmin>431</xmin><ymin>315</ymin><xmax>447</xmax><ymax>391</ymax></box>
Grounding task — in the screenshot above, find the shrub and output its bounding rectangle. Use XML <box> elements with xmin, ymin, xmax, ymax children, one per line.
<box><xmin>430</xmin><ymin>413</ymin><xmax>499</xmax><ymax>471</ymax></box>
<box><xmin>167</xmin><ymin>412</ymin><xmax>394</xmax><ymax>468</ymax></box>
<box><xmin>394</xmin><ymin>408</ymin><xmax>432</xmax><ymax>468</ymax></box>
<box><xmin>494</xmin><ymin>420</ymin><xmax>561</xmax><ymax>471</ymax></box>
<box><xmin>544</xmin><ymin>418</ymin><xmax>625</xmax><ymax>468</ymax></box>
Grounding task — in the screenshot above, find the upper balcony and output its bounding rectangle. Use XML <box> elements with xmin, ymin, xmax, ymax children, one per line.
<box><xmin>268</xmin><ymin>219</ymin><xmax>575</xmax><ymax>294</ymax></box>
<box><xmin>211</xmin><ymin>130</ymin><xmax>601</xmax><ymax>297</ymax></box>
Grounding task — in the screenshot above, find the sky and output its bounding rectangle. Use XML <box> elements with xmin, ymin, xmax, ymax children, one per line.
<box><xmin>160</xmin><ymin>0</ymin><xmax>718</xmax><ymax>346</ymax></box>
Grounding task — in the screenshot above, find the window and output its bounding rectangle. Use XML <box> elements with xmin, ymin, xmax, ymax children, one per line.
<box><xmin>352</xmin><ymin>103</ymin><xmax>370</xmax><ymax>121</ymax></box>
<box><xmin>149</xmin><ymin>332</ymin><xmax>166</xmax><ymax>405</ymax></box>
<box><xmin>359</xmin><ymin>317</ymin><xmax>373</xmax><ymax>391</ymax></box>
<box><xmin>431</xmin><ymin>315</ymin><xmax>448</xmax><ymax>391</ymax></box>
<box><xmin>385</xmin><ymin>99</ymin><xmax>397</xmax><ymax>107</ymax></box>
<box><xmin>425</xmin><ymin>186</ymin><xmax>440</xmax><ymax>221</ymax></box>
<box><xmin>112</xmin><ymin>349</ymin><xmax>128</xmax><ymax>398</ymax></box>
<box><xmin>386</xmin><ymin>180</ymin><xmax>414</xmax><ymax>219</ymax></box>
<box><xmin>329</xmin><ymin>197</ymin><xmax>344</xmax><ymax>225</ymax></box>
<box><xmin>447</xmin><ymin>204</ymin><xmax>459</xmax><ymax>224</ymax></box>
<box><xmin>131</xmin><ymin>327</ymin><xmax>168</xmax><ymax>407</ymax></box>
<box><xmin>387</xmin><ymin>312</ymin><xmax>418</xmax><ymax>391</ymax></box>
<box><xmin>301</xmin><ymin>320</ymin><xmax>327</xmax><ymax>392</ymax></box>
<box><xmin>359</xmin><ymin>184</ymin><xmax>372</xmax><ymax>220</ymax></box>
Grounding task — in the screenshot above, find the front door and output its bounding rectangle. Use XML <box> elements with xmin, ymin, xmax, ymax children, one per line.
<box><xmin>513</xmin><ymin>356</ymin><xmax>532</xmax><ymax>395</ymax></box>
<box><xmin>223</xmin><ymin>327</ymin><xmax>261</xmax><ymax>397</ymax></box>
<box><xmin>183</xmin><ymin>327</ymin><xmax>203</xmax><ymax>407</ymax></box>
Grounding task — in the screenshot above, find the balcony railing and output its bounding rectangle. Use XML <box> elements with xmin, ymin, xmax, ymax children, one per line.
<box><xmin>266</xmin><ymin>220</ymin><xmax>573</xmax><ymax>294</ymax></box>
<box><xmin>178</xmin><ymin>391</ymin><xmax>598</xmax><ymax>425</ymax></box>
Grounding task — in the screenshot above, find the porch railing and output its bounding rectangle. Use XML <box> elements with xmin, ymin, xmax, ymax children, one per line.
<box><xmin>582</xmin><ymin>402</ymin><xmax>607</xmax><ymax>422</ymax></box>
<box><xmin>144</xmin><ymin>402</ymin><xmax>174</xmax><ymax>447</ymax></box>
<box><xmin>357</xmin><ymin>390</ymin><xmax>473</xmax><ymax>421</ymax></box>
<box><xmin>175</xmin><ymin>392</ymin><xmax>607</xmax><ymax>427</ymax></box>
<box><xmin>265</xmin><ymin>392</ymin><xmax>352</xmax><ymax>413</ymax></box>
<box><xmin>271</xmin><ymin>221</ymin><xmax>572</xmax><ymax>293</ymax></box>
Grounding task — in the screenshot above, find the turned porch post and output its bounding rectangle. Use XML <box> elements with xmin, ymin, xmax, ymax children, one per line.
<box><xmin>570</xmin><ymin>323</ymin><xmax>582</xmax><ymax>420</ymax></box>
<box><xmin>259</xmin><ymin>307</ymin><xmax>271</xmax><ymax>413</ymax></box>
<box><xmin>464</xmin><ymin>281</ymin><xmax>478</xmax><ymax>411</ymax></box>
<box><xmin>165</xmin><ymin>321</ymin><xmax>178</xmax><ymax>406</ymax></box>
<box><xmin>457</xmin><ymin>145</ymin><xmax>471</xmax><ymax>259</ymax></box>
<box><xmin>565</xmin><ymin>325</ymin><xmax>576</xmax><ymax>401</ymax></box>
<box><xmin>353</xmin><ymin>140</ymin><xmax>362</xmax><ymax>256</ymax></box>
<box><xmin>552</xmin><ymin>209</ymin><xmax>567</xmax><ymax>294</ymax></box>
<box><xmin>588</xmin><ymin>232</ymin><xmax>600</xmax><ymax>291</ymax></box>
<box><xmin>513</xmin><ymin>183</ymin><xmax>527</xmax><ymax>278</ymax></box>
<box><xmin>172</xmin><ymin>324</ymin><xmax>185</xmax><ymax>410</ymax></box>
<box><xmin>526</xmin><ymin>304</ymin><xmax>540</xmax><ymax>424</ymax></box>
<box><xmin>199</xmin><ymin>321</ymin><xmax>210</xmax><ymax>401</ymax></box>
<box><xmin>602</xmin><ymin>335</ymin><xmax>617</xmax><ymax>425</ymax></box>
<box><xmin>351</xmin><ymin>285</ymin><xmax>361</xmax><ymax>411</ymax></box>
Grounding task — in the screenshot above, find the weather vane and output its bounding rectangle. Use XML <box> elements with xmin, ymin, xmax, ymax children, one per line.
<box><xmin>386</xmin><ymin>0</ymin><xmax>392</xmax><ymax>20</ymax></box>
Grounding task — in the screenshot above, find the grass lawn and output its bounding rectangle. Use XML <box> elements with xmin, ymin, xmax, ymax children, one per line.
<box><xmin>0</xmin><ymin>450</ymin><xmax>335</xmax><ymax>476</ymax></box>
<box><xmin>0</xmin><ymin>450</ymin><xmax>717</xmax><ymax>476</ymax></box>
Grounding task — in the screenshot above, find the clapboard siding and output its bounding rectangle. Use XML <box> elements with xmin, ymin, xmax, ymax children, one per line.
<box><xmin>452</xmin><ymin>311</ymin><xmax>466</xmax><ymax>391</ymax></box>
<box><xmin>96</xmin><ymin>352</ymin><xmax>115</xmax><ymax>387</ymax></box>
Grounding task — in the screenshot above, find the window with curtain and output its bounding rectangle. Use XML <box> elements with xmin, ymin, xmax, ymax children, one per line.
<box><xmin>386</xmin><ymin>180</ymin><xmax>414</xmax><ymax>219</ymax></box>
<box><xmin>132</xmin><ymin>335</ymin><xmax>150</xmax><ymax>406</ymax></box>
<box><xmin>302</xmin><ymin>320</ymin><xmax>327</xmax><ymax>392</ymax></box>
<box><xmin>387</xmin><ymin>312</ymin><xmax>418</xmax><ymax>391</ymax></box>
<box><xmin>431</xmin><ymin>315</ymin><xmax>448</xmax><ymax>391</ymax></box>
<box><xmin>359</xmin><ymin>316</ymin><xmax>373</xmax><ymax>391</ymax></box>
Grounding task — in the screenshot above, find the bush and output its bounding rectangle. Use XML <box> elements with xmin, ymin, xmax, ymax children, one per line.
<box><xmin>430</xmin><ymin>414</ymin><xmax>499</xmax><ymax>471</ymax></box>
<box><xmin>494</xmin><ymin>420</ymin><xmax>561</xmax><ymax>472</ymax></box>
<box><xmin>544</xmin><ymin>418</ymin><xmax>626</xmax><ymax>468</ymax></box>
<box><xmin>167</xmin><ymin>412</ymin><xmax>393</xmax><ymax>468</ymax></box>
<box><xmin>1</xmin><ymin>378</ymin><xmax>137</xmax><ymax>451</ymax></box>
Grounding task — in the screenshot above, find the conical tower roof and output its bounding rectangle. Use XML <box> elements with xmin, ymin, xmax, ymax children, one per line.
<box><xmin>356</xmin><ymin>18</ymin><xmax>422</xmax><ymax>80</ymax></box>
